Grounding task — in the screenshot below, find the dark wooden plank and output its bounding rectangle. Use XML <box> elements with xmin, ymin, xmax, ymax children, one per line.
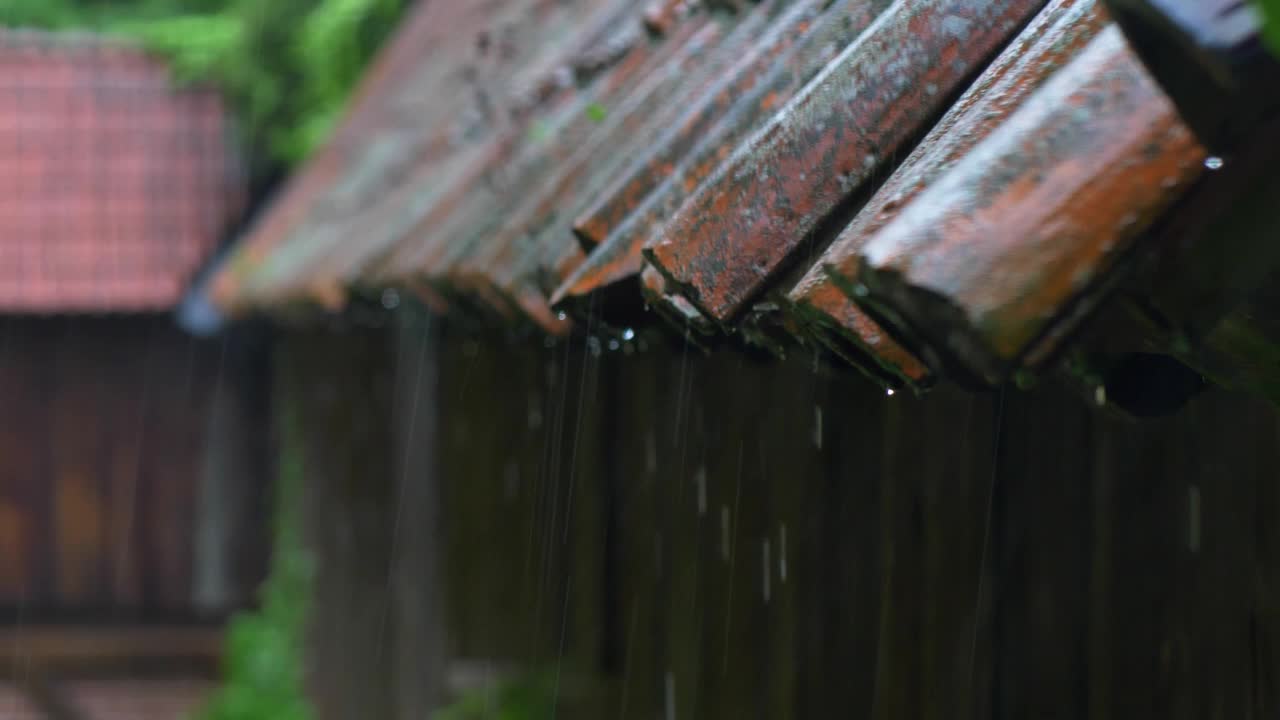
<box><xmin>1169</xmin><ymin>391</ymin><xmax>1261</xmax><ymax>719</ymax></box>
<box><xmin>0</xmin><ymin>626</ymin><xmax>222</xmax><ymax>672</ymax></box>
<box><xmin>919</xmin><ymin>388</ymin><xmax>998</xmax><ymax>720</ymax></box>
<box><xmin>141</xmin><ymin>331</ymin><xmax>207</xmax><ymax>614</ymax></box>
<box><xmin>801</xmin><ymin>370</ymin><xmax>888</xmax><ymax>718</ymax></box>
<box><xmin>417</xmin><ymin>331</ymin><xmax>1280</xmax><ymax>720</ymax></box>
<box><xmin>0</xmin><ymin>319</ymin><xmax>38</xmax><ymax>606</ymax></box>
<box><xmin>105</xmin><ymin>322</ymin><xmax>151</xmax><ymax>612</ymax></box>
<box><xmin>754</xmin><ymin>354</ymin><xmax>830</xmax><ymax>720</ymax></box>
<box><xmin>279</xmin><ymin>327</ymin><xmax>399</xmax><ymax>720</ymax></box>
<box><xmin>606</xmin><ymin>343</ymin><xmax>667</xmax><ymax>720</ymax></box>
<box><xmin>47</xmin><ymin>322</ymin><xmax>105</xmax><ymax>605</ymax></box>
<box><xmin>1253</xmin><ymin>397</ymin><xmax>1280</xmax><ymax>717</ymax></box>
<box><xmin>389</xmin><ymin>311</ymin><xmax>446</xmax><ymax>719</ymax></box>
<box><xmin>691</xmin><ymin>351</ymin><xmax>758</xmax><ymax>720</ymax></box>
<box><xmin>993</xmin><ymin>384</ymin><xmax>1093</xmax><ymax>719</ymax></box>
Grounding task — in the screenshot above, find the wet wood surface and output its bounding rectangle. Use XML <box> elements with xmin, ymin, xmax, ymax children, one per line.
<box><xmin>0</xmin><ymin>317</ymin><xmax>266</xmax><ymax>620</ymax></box>
<box><xmin>425</xmin><ymin>329</ymin><xmax>1280</xmax><ymax>718</ymax></box>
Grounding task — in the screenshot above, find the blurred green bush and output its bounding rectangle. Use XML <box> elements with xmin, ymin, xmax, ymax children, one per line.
<box><xmin>0</xmin><ymin>0</ymin><xmax>409</xmax><ymax>180</ymax></box>
<box><xmin>196</xmin><ymin>403</ymin><xmax>315</xmax><ymax>720</ymax></box>
<box><xmin>1262</xmin><ymin>0</ymin><xmax>1280</xmax><ymax>53</ymax></box>
<box><xmin>432</xmin><ymin>674</ymin><xmax>559</xmax><ymax>720</ymax></box>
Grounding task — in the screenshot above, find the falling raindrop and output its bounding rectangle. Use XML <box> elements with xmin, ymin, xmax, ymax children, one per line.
<box><xmin>622</xmin><ymin>327</ymin><xmax>636</xmax><ymax>341</ymax></box>
<box><xmin>720</xmin><ymin>506</ymin><xmax>731</xmax><ymax>561</ymax></box>
<box><xmin>503</xmin><ymin>462</ymin><xmax>519</xmax><ymax>501</ymax></box>
<box><xmin>645</xmin><ymin>430</ymin><xmax>657</xmax><ymax>475</ymax></box>
<box><xmin>695</xmin><ymin>466</ymin><xmax>707</xmax><ymax>516</ymax></box>
<box><xmin>380</xmin><ymin>288</ymin><xmax>400</xmax><ymax>309</ymax></box>
<box><xmin>779</xmin><ymin>524</ymin><xmax>788</xmax><ymax>583</ymax></box>
<box><xmin>812</xmin><ymin>405</ymin><xmax>824</xmax><ymax>449</ymax></box>
<box><xmin>527</xmin><ymin>393</ymin><xmax>543</xmax><ymax>429</ymax></box>
<box><xmin>665</xmin><ymin>671</ymin><xmax>676</xmax><ymax>720</ymax></box>
<box><xmin>1188</xmin><ymin>485</ymin><xmax>1201</xmax><ymax>553</ymax></box>
<box><xmin>1204</xmin><ymin>156</ymin><xmax>1224</xmax><ymax>171</ymax></box>
<box><xmin>762</xmin><ymin>539</ymin><xmax>772</xmax><ymax>604</ymax></box>
<box><xmin>1094</xmin><ymin>385</ymin><xmax>1106</xmax><ymax>407</ymax></box>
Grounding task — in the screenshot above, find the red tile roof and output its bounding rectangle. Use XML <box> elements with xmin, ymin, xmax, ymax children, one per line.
<box><xmin>0</xmin><ymin>31</ymin><xmax>241</xmax><ymax>313</ymax></box>
<box><xmin>206</xmin><ymin>0</ymin><xmax>1280</xmax><ymax>397</ymax></box>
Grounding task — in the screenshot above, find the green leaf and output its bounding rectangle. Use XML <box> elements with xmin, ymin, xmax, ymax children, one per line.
<box><xmin>105</xmin><ymin>14</ymin><xmax>242</xmax><ymax>82</ymax></box>
<box><xmin>585</xmin><ymin>102</ymin><xmax>608</xmax><ymax>123</ymax></box>
<box><xmin>194</xmin><ymin>396</ymin><xmax>315</xmax><ymax>720</ymax></box>
<box><xmin>1261</xmin><ymin>0</ymin><xmax>1280</xmax><ymax>54</ymax></box>
<box><xmin>1</xmin><ymin>0</ymin><xmax>410</xmax><ymax>177</ymax></box>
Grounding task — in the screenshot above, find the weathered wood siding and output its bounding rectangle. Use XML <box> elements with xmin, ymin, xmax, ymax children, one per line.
<box><xmin>0</xmin><ymin>317</ymin><xmax>267</xmax><ymax>620</ymax></box>
<box><xmin>433</xmin><ymin>330</ymin><xmax>1280</xmax><ymax>719</ymax></box>
<box><xmin>278</xmin><ymin>314</ymin><xmax>445</xmax><ymax>720</ymax></box>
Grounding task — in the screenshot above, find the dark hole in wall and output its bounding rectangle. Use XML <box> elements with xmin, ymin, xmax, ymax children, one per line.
<box><xmin>1103</xmin><ymin>352</ymin><xmax>1207</xmax><ymax>418</ymax></box>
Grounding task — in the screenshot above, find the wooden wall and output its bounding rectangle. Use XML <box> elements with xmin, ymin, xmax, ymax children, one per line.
<box><xmin>276</xmin><ymin>314</ymin><xmax>445</xmax><ymax>720</ymax></box>
<box><xmin>0</xmin><ymin>316</ymin><xmax>268</xmax><ymax>621</ymax></box>
<box><xmin>429</xmin><ymin>328</ymin><xmax>1280</xmax><ymax>719</ymax></box>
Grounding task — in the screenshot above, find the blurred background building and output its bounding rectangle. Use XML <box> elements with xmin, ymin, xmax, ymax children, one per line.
<box><xmin>0</xmin><ymin>29</ymin><xmax>267</xmax><ymax>720</ymax></box>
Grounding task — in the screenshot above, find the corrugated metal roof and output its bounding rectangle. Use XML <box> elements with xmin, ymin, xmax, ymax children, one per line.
<box><xmin>0</xmin><ymin>30</ymin><xmax>241</xmax><ymax>314</ymax></box>
<box><xmin>207</xmin><ymin>0</ymin><xmax>1278</xmax><ymax>392</ymax></box>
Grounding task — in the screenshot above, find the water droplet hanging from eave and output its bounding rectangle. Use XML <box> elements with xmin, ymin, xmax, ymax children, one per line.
<box><xmin>380</xmin><ymin>288</ymin><xmax>400</xmax><ymax>309</ymax></box>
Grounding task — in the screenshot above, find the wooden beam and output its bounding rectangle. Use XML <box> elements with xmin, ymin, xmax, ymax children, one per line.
<box><xmin>0</xmin><ymin>626</ymin><xmax>222</xmax><ymax>678</ymax></box>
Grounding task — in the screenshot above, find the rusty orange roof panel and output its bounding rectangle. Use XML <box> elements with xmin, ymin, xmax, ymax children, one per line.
<box><xmin>215</xmin><ymin>0</ymin><xmax>637</xmax><ymax>309</ymax></box>
<box><xmin>365</xmin><ymin>13</ymin><xmax>714</xmax><ymax>292</ymax></box>
<box><xmin>438</xmin><ymin>5</ymin><xmax>780</xmax><ymax>320</ymax></box>
<box><xmin>792</xmin><ymin>0</ymin><xmax>1108</xmax><ymax>387</ymax></box>
<box><xmin>550</xmin><ymin>0</ymin><xmax>895</xmax><ymax>312</ymax></box>
<box><xmin>571</xmin><ymin>0</ymin><xmax>844</xmax><ymax>251</ymax></box>
<box><xmin>644</xmin><ymin>0</ymin><xmax>695</xmax><ymax>35</ymax></box>
<box><xmin>204</xmin><ymin>0</ymin><xmax>1280</xmax><ymax>397</ymax></box>
<box><xmin>391</xmin><ymin>12</ymin><xmax>734</xmax><ymax>284</ymax></box>
<box><xmin>643</xmin><ymin>0</ymin><xmax>1049</xmax><ymax>323</ymax></box>
<box><xmin>288</xmin><ymin>7</ymin><xmax>690</xmax><ymax>309</ymax></box>
<box><xmin>854</xmin><ymin>25</ymin><xmax>1205</xmax><ymax>385</ymax></box>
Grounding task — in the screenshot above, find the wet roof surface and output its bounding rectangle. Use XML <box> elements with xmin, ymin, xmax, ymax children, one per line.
<box><xmin>208</xmin><ymin>0</ymin><xmax>1274</xmax><ymax>392</ymax></box>
<box><xmin>0</xmin><ymin>31</ymin><xmax>241</xmax><ymax>314</ymax></box>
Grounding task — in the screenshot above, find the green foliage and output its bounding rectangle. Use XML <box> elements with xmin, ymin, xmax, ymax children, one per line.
<box><xmin>432</xmin><ymin>674</ymin><xmax>559</xmax><ymax>720</ymax></box>
<box><xmin>0</xmin><ymin>0</ymin><xmax>411</xmax><ymax>177</ymax></box>
<box><xmin>196</xmin><ymin>404</ymin><xmax>316</xmax><ymax>720</ymax></box>
<box><xmin>585</xmin><ymin>102</ymin><xmax>608</xmax><ymax>123</ymax></box>
<box><xmin>1261</xmin><ymin>0</ymin><xmax>1280</xmax><ymax>55</ymax></box>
